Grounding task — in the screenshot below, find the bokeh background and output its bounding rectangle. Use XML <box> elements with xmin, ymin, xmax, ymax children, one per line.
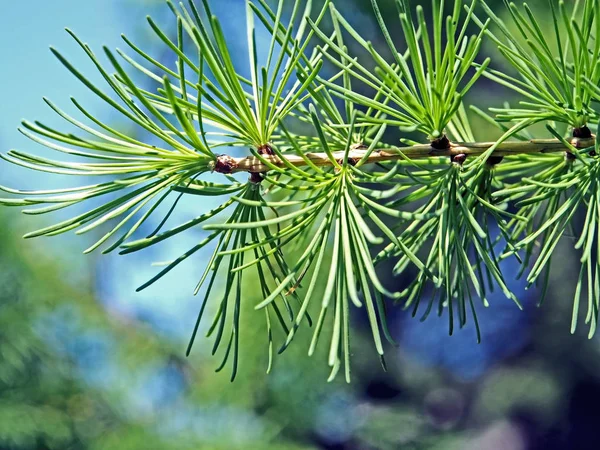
<box><xmin>1</xmin><ymin>0</ymin><xmax>599</xmax><ymax>449</ymax></box>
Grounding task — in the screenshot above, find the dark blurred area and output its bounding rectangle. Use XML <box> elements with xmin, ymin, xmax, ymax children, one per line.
<box><xmin>2</xmin><ymin>0</ymin><xmax>600</xmax><ymax>449</ymax></box>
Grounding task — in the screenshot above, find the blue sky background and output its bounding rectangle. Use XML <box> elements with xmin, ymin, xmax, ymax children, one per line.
<box><xmin>0</xmin><ymin>1</ymin><xmax>126</xmax><ymax>150</ymax></box>
<box><xmin>0</xmin><ymin>1</ymin><xmax>268</xmax><ymax>433</ymax></box>
<box><xmin>0</xmin><ymin>0</ymin><xmax>277</xmax><ymax>346</ymax></box>
<box><xmin>0</xmin><ymin>1</ymin><xmax>214</xmax><ymax>341</ymax></box>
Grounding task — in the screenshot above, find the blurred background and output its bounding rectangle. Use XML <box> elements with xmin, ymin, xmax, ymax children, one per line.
<box><xmin>1</xmin><ymin>0</ymin><xmax>599</xmax><ymax>449</ymax></box>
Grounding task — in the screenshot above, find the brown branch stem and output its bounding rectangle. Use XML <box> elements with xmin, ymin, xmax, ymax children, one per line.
<box><xmin>214</xmin><ymin>136</ymin><xmax>596</xmax><ymax>174</ymax></box>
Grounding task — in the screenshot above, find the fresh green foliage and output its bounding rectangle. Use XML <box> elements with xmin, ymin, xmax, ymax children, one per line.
<box><xmin>312</xmin><ymin>0</ymin><xmax>490</xmax><ymax>139</ymax></box>
<box><xmin>475</xmin><ymin>0</ymin><xmax>600</xmax><ymax>127</ymax></box>
<box><xmin>2</xmin><ymin>0</ymin><xmax>600</xmax><ymax>382</ymax></box>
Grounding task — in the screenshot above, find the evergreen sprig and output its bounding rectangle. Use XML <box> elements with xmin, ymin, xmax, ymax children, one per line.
<box><xmin>2</xmin><ymin>0</ymin><xmax>600</xmax><ymax>382</ymax></box>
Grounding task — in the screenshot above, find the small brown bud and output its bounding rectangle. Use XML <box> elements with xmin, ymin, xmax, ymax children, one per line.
<box><xmin>257</xmin><ymin>143</ymin><xmax>274</xmax><ymax>155</ymax></box>
<box><xmin>486</xmin><ymin>156</ymin><xmax>504</xmax><ymax>166</ymax></box>
<box><xmin>213</xmin><ymin>154</ymin><xmax>238</xmax><ymax>174</ymax></box>
<box><xmin>249</xmin><ymin>172</ymin><xmax>264</xmax><ymax>184</ymax></box>
<box><xmin>451</xmin><ymin>153</ymin><xmax>467</xmax><ymax>165</ymax></box>
<box><xmin>573</xmin><ymin>126</ymin><xmax>592</xmax><ymax>139</ymax></box>
<box><xmin>337</xmin><ymin>157</ymin><xmax>359</xmax><ymax>166</ymax></box>
<box><xmin>431</xmin><ymin>135</ymin><xmax>451</xmax><ymax>150</ymax></box>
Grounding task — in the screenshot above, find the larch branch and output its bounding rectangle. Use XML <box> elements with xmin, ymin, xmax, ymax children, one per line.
<box><xmin>218</xmin><ymin>136</ymin><xmax>596</xmax><ymax>174</ymax></box>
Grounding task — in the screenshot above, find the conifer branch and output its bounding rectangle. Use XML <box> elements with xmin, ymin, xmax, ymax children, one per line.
<box><xmin>219</xmin><ymin>136</ymin><xmax>596</xmax><ymax>174</ymax></box>
<box><xmin>3</xmin><ymin>0</ymin><xmax>600</xmax><ymax>382</ymax></box>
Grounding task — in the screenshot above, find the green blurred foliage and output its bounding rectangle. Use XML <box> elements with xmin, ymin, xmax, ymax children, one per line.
<box><xmin>0</xmin><ymin>213</ymin><xmax>317</xmax><ymax>449</ymax></box>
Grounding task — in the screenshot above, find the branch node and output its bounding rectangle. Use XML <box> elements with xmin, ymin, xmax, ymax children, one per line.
<box><xmin>573</xmin><ymin>125</ymin><xmax>592</xmax><ymax>139</ymax></box>
<box><xmin>213</xmin><ymin>154</ymin><xmax>238</xmax><ymax>174</ymax></box>
<box><xmin>257</xmin><ymin>143</ymin><xmax>275</xmax><ymax>155</ymax></box>
<box><xmin>572</xmin><ymin>126</ymin><xmax>595</xmax><ymax>156</ymax></box>
<box><xmin>451</xmin><ymin>153</ymin><xmax>467</xmax><ymax>165</ymax></box>
<box><xmin>249</xmin><ymin>172</ymin><xmax>264</xmax><ymax>185</ymax></box>
<box><xmin>431</xmin><ymin>134</ymin><xmax>451</xmax><ymax>150</ymax></box>
<box><xmin>486</xmin><ymin>156</ymin><xmax>504</xmax><ymax>167</ymax></box>
<box><xmin>337</xmin><ymin>157</ymin><xmax>359</xmax><ymax>167</ymax></box>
